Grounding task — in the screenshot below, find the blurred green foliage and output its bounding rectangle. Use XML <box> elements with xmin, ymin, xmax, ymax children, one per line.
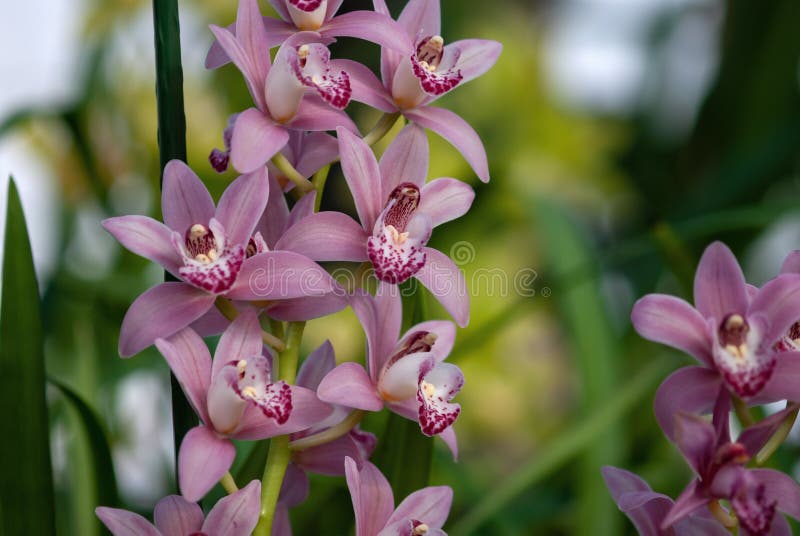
<box><xmin>3</xmin><ymin>0</ymin><xmax>800</xmax><ymax>534</ymax></box>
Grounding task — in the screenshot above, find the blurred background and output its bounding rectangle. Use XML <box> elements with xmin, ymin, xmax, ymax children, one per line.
<box><xmin>2</xmin><ymin>0</ymin><xmax>800</xmax><ymax>533</ymax></box>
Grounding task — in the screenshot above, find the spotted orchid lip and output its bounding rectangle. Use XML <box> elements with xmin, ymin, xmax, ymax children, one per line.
<box><xmin>713</xmin><ymin>313</ymin><xmax>774</xmax><ymax>398</ymax></box>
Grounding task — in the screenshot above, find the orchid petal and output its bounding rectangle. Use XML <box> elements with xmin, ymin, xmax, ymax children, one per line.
<box><xmin>208</xmin><ymin>25</ymin><xmax>267</xmax><ymax>111</ymax></box>
<box><xmin>212</xmin><ymin>308</ymin><xmax>264</xmax><ymax>377</ymax></box>
<box><xmin>267</xmin><ymin>292</ymin><xmax>350</xmax><ymax>321</ymax></box>
<box><xmin>119</xmin><ymin>282</ymin><xmax>215</xmax><ymax>357</ymax></box>
<box><xmin>202</xmin><ymin>480</ymin><xmax>262</xmax><ymax>536</ymax></box>
<box><xmin>227</xmin><ymin>251</ymin><xmax>335</xmax><ymax>300</ymax></box>
<box><xmin>215</xmin><ymin>167</ymin><xmax>270</xmax><ymax>246</ymax></box>
<box><xmin>374</xmin><ymin>282</ymin><xmax>403</xmax><ymax>367</ymax></box>
<box><xmin>235</xmin><ymin>385</ymin><xmax>332</xmax><ymax>440</ymax></box>
<box><xmin>387</xmin><ymin>486</ymin><xmax>452</xmax><ymax>528</ymax></box>
<box><xmin>445</xmin><ymin>39</ymin><xmax>502</xmax><ymax>84</ymax></box>
<box><xmin>350</xmin><ymin>290</ymin><xmax>383</xmax><ymax>376</ymax></box>
<box><xmin>205</xmin><ymin>18</ymin><xmax>293</xmax><ymax>70</ymax></box>
<box><xmin>401</xmin><ymin>320</ymin><xmax>455</xmax><ymax>362</ymax></box>
<box><xmin>293</xmin><ymin>434</ymin><xmax>368</xmax><ymax>476</ymax></box>
<box><xmin>102</xmin><ymin>216</ymin><xmax>182</xmax><ymax>276</ymax></box>
<box><xmin>397</xmin><ymin>0</ymin><xmax>440</xmax><ymax>37</ymax></box>
<box><xmin>780</xmin><ymin>251</ymin><xmax>800</xmax><ymax>274</ymax></box>
<box><xmin>275</xmin><ymin>211</ymin><xmax>369</xmax><ymax>261</ymax></box>
<box><xmin>161</xmin><ymin>160</ymin><xmax>216</xmax><ymax>234</ymax></box>
<box><xmin>654</xmin><ymin>366</ymin><xmax>721</xmax><ymax>441</ymax></box>
<box><xmin>418</xmin><ymin>178</ymin><xmax>475</xmax><ymax>227</ymax></box>
<box><xmin>345</xmin><ymin>458</ymin><xmax>395</xmax><ymax>536</ymax></box>
<box><xmin>438</xmin><ymin>425</ymin><xmax>459</xmax><ymax>461</ymax></box>
<box><xmin>235</xmin><ymin>0</ymin><xmax>272</xmax><ymax>89</ymax></box>
<box><xmin>155</xmin><ymin>329</ymin><xmax>212</xmax><ymax>425</ymax></box>
<box><xmin>291</xmin><ymin>131</ymin><xmax>340</xmax><ymax>178</ymax></box>
<box><xmin>756</xmin><ymin>352</ymin><xmax>800</xmax><ymax>402</ymax></box>
<box><xmin>288</xmin><ymin>94</ymin><xmax>360</xmax><ymax>133</ymax></box>
<box><xmin>673</xmin><ymin>413</ymin><xmax>715</xmax><ymax>476</ymax></box>
<box><xmin>267</xmin><ymin>0</ymin><xmax>291</xmax><ymax>21</ymax></box>
<box><xmin>153</xmin><ymin>495</ymin><xmax>204</xmax><ymax>536</ymax></box>
<box><xmin>95</xmin><ymin>508</ymin><xmax>160</xmax><ymax>536</ymax></box>
<box><xmin>414</xmin><ymin>247</ymin><xmax>470</xmax><ymax>327</ymax></box>
<box><xmin>318</xmin><ymin>362</ymin><xmax>384</xmax><ymax>411</ymax></box>
<box><xmin>333</xmin><ymin>59</ymin><xmax>396</xmax><ymax>112</ymax></box>
<box><xmin>321</xmin><ymin>11</ymin><xmax>411</xmax><ymax>54</ymax></box>
<box><xmin>230</xmin><ymin>108</ymin><xmax>290</xmax><ymax>173</ymax></box>
<box><xmin>284</xmin><ymin>191</ymin><xmax>317</xmax><ymax>227</ymax></box>
<box><xmin>260</xmin><ymin>173</ymin><xmax>291</xmax><ymax>248</ymax></box>
<box><xmin>178</xmin><ymin>426</ymin><xmax>236</xmax><ymax>502</ymax></box>
<box><xmin>631</xmin><ymin>294</ymin><xmax>713</xmax><ymax>367</ymax></box>
<box><xmin>693</xmin><ymin>241</ymin><xmax>749</xmax><ymax>321</ymax></box>
<box><xmin>738</xmin><ymin>404</ymin><xmax>800</xmax><ymax>456</ymax></box>
<box><xmin>380</xmin><ymin>123</ymin><xmax>429</xmax><ymax>192</ymax></box>
<box><xmin>661</xmin><ymin>480</ymin><xmax>709</xmax><ymax>529</ymax></box>
<box><xmin>405</xmin><ymin>106</ymin><xmax>490</xmax><ymax>183</ymax></box>
<box><xmin>750</xmin><ymin>469</ymin><xmax>800</xmax><ymax>519</ymax></box>
<box><xmin>337</xmin><ymin>126</ymin><xmax>384</xmax><ymax>231</ymax></box>
<box><xmin>749</xmin><ymin>274</ymin><xmax>800</xmax><ymax>345</ymax></box>
<box><xmin>296</xmin><ymin>340</ymin><xmax>336</xmax><ymax>390</ymax></box>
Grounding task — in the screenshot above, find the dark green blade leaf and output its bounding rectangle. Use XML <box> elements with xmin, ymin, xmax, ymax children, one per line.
<box><xmin>0</xmin><ymin>178</ymin><xmax>56</xmax><ymax>534</ymax></box>
<box><xmin>50</xmin><ymin>379</ymin><xmax>119</xmax><ymax>510</ymax></box>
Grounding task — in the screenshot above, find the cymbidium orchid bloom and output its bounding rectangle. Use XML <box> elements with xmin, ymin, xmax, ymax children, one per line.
<box><xmin>631</xmin><ymin>241</ymin><xmax>800</xmax><ymax>438</ymax></box>
<box><xmin>205</xmin><ymin>0</ymin><xmax>409</xmax><ymax>68</ymax></box>
<box><xmin>275</xmin><ymin>124</ymin><xmax>474</xmax><ymax>327</ymax></box>
<box><xmin>318</xmin><ymin>288</ymin><xmax>462</xmax><ymax>457</ymax></box>
<box><xmin>657</xmin><ymin>391</ymin><xmax>800</xmax><ymax>535</ymax></box>
<box><xmin>102</xmin><ymin>160</ymin><xmax>336</xmax><ymax>356</ymax></box>
<box><xmin>96</xmin><ymin>480</ymin><xmax>261</xmax><ymax>536</ymax></box>
<box><xmin>341</xmin><ymin>0</ymin><xmax>501</xmax><ymax>183</ymax></box>
<box><xmin>209</xmin><ymin>0</ymin><xmax>358</xmax><ymax>174</ymax></box>
<box><xmin>345</xmin><ymin>457</ymin><xmax>453</xmax><ymax>536</ymax></box>
<box><xmin>154</xmin><ymin>310</ymin><xmax>332</xmax><ymax>501</ymax></box>
<box><xmin>602</xmin><ymin>466</ymin><xmax>729</xmax><ymax>536</ymax></box>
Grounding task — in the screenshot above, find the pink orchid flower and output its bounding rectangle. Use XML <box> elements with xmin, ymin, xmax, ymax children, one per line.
<box><xmin>659</xmin><ymin>390</ymin><xmax>800</xmax><ymax>535</ymax></box>
<box><xmin>209</xmin><ymin>0</ymin><xmax>358</xmax><ymax>174</ymax></box>
<box><xmin>630</xmin><ymin>241</ymin><xmax>800</xmax><ymax>438</ymax></box>
<box><xmin>155</xmin><ymin>310</ymin><xmax>332</xmax><ymax>502</ymax></box>
<box><xmin>345</xmin><ymin>457</ymin><xmax>453</xmax><ymax>536</ymax></box>
<box><xmin>602</xmin><ymin>467</ymin><xmax>731</xmax><ymax>536</ymax></box>
<box><xmin>103</xmin><ymin>160</ymin><xmax>336</xmax><ymax>357</ymax></box>
<box><xmin>318</xmin><ymin>288</ymin><xmax>462</xmax><ymax>457</ymax></box>
<box><xmin>97</xmin><ymin>480</ymin><xmax>261</xmax><ymax>536</ymax></box>
<box><xmin>274</xmin><ymin>124</ymin><xmax>474</xmax><ymax>327</ymax></box>
<box><xmin>205</xmin><ymin>0</ymin><xmax>409</xmax><ymax>69</ymax></box>
<box><xmin>342</xmin><ymin>0</ymin><xmax>501</xmax><ymax>183</ymax></box>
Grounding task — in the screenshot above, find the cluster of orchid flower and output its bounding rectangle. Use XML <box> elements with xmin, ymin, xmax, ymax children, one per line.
<box><xmin>95</xmin><ymin>0</ymin><xmax>500</xmax><ymax>534</ymax></box>
<box><xmin>605</xmin><ymin>242</ymin><xmax>800</xmax><ymax>535</ymax></box>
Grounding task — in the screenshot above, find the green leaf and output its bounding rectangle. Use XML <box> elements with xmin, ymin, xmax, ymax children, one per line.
<box><xmin>50</xmin><ymin>379</ymin><xmax>119</xmax><ymax>510</ymax></box>
<box><xmin>0</xmin><ymin>178</ymin><xmax>56</xmax><ymax>534</ymax></box>
<box><xmin>532</xmin><ymin>199</ymin><xmax>622</xmax><ymax>535</ymax></box>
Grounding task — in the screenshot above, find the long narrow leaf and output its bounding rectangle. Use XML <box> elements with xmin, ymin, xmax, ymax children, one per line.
<box><xmin>51</xmin><ymin>379</ymin><xmax>119</xmax><ymax>509</ymax></box>
<box><xmin>0</xmin><ymin>178</ymin><xmax>56</xmax><ymax>534</ymax></box>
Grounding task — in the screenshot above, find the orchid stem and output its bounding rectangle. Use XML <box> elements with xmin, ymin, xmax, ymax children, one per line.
<box><xmin>253</xmin><ymin>322</ymin><xmax>305</xmax><ymax>536</ymax></box>
<box><xmin>214</xmin><ymin>297</ymin><xmax>286</xmax><ymax>351</ymax></box>
<box><xmin>220</xmin><ymin>472</ymin><xmax>238</xmax><ymax>494</ymax></box>
<box><xmin>732</xmin><ymin>395</ymin><xmax>754</xmax><ymax>428</ymax></box>
<box><xmin>271</xmin><ymin>153</ymin><xmax>314</xmax><ymax>193</ymax></box>
<box><xmin>709</xmin><ymin>500</ymin><xmax>738</xmax><ymax>530</ymax></box>
<box><xmin>363</xmin><ymin>112</ymin><xmax>401</xmax><ymax>146</ymax></box>
<box><xmin>311</xmin><ymin>164</ymin><xmax>330</xmax><ymax>212</ymax></box>
<box><xmin>756</xmin><ymin>405</ymin><xmax>799</xmax><ymax>465</ymax></box>
<box><xmin>289</xmin><ymin>410</ymin><xmax>365</xmax><ymax>452</ymax></box>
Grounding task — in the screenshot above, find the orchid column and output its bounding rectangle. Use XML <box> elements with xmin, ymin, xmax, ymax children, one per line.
<box><xmin>98</xmin><ymin>0</ymin><xmax>501</xmax><ymax>534</ymax></box>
